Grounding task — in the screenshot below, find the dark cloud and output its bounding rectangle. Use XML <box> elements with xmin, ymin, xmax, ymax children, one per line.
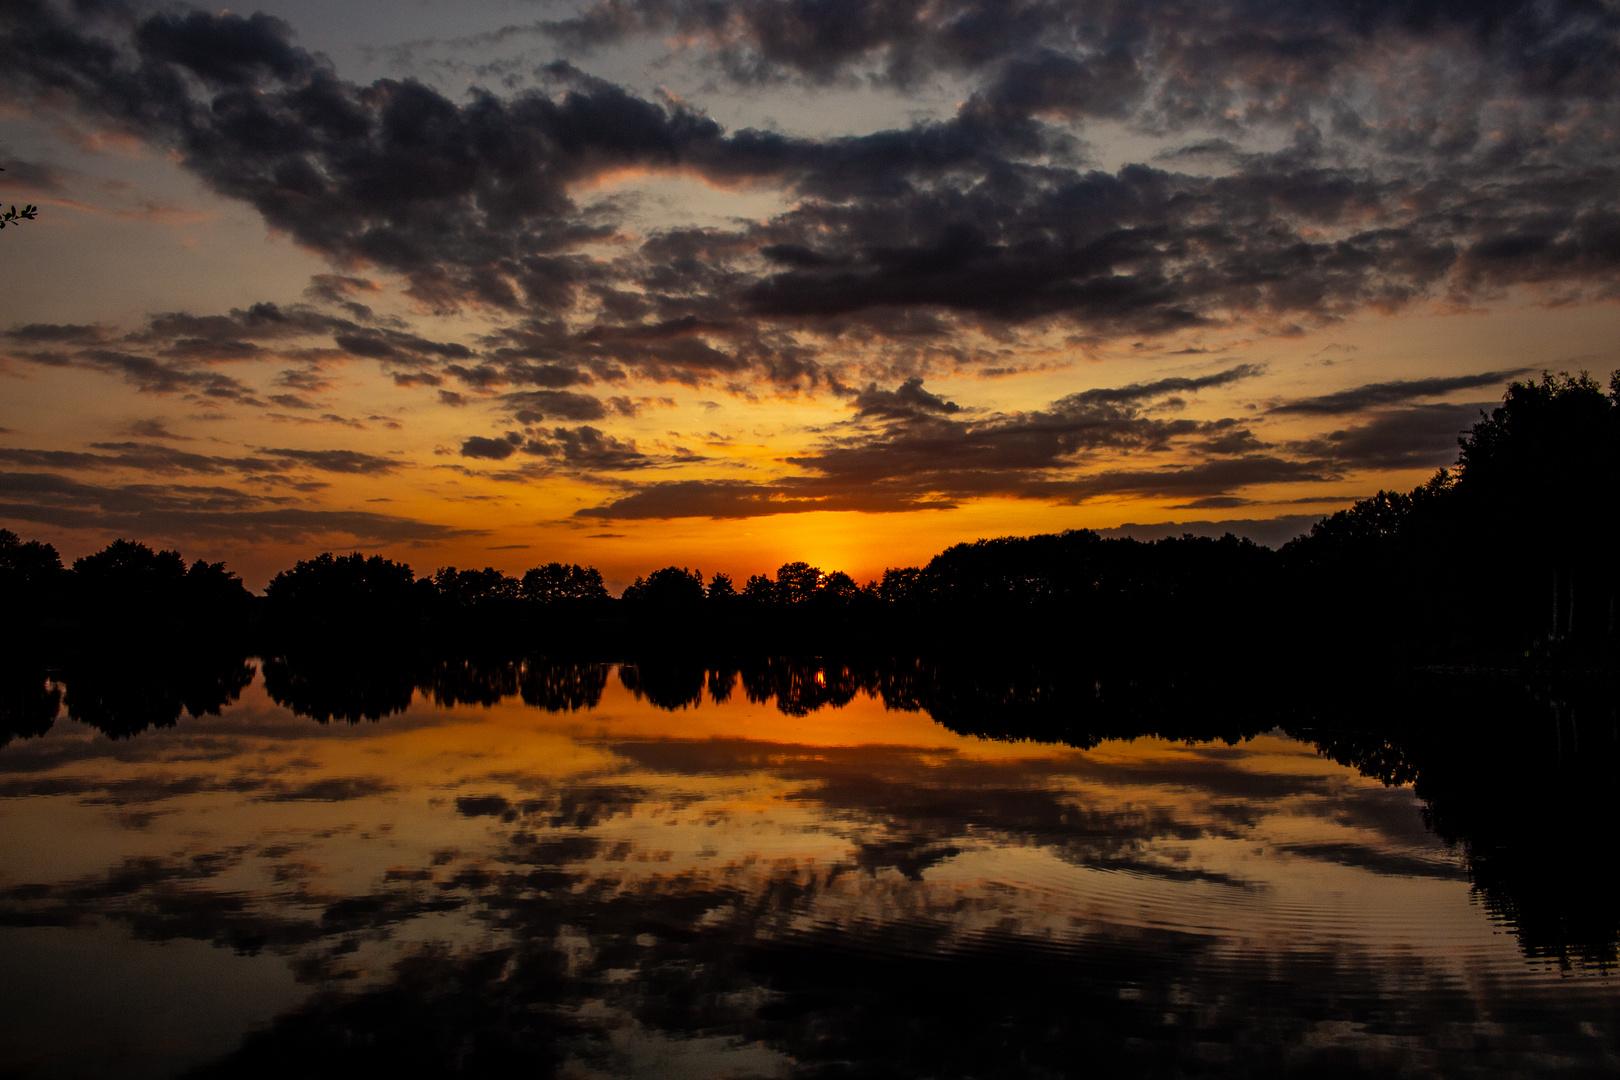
<box><xmin>1290</xmin><ymin>403</ymin><xmax>1486</xmax><ymax>471</ymax></box>
<box><xmin>540</xmin><ymin>0</ymin><xmax>1620</xmax><ymax>107</ymax></box>
<box><xmin>461</xmin><ymin>436</ymin><xmax>518</xmax><ymax>460</ymax></box>
<box><xmin>853</xmin><ymin>377</ymin><xmax>962</xmax><ymax>420</ymax></box>
<box><xmin>1271</xmin><ymin>370</ymin><xmax>1531</xmax><ymax>415</ymax></box>
<box><xmin>5</xmin><ymin>0</ymin><xmax>1619</xmax><ymax>536</ymax></box>
<box><xmin>0</xmin><ymin>155</ymin><xmax>66</xmax><ymax>192</ymax></box>
<box><xmin>304</xmin><ymin>273</ymin><xmax>380</xmax><ymax>305</ymax></box>
<box><xmin>2</xmin><ymin>323</ymin><xmax>111</xmax><ymax>345</ymax></box>
<box><xmin>256</xmin><ymin>448</ymin><xmax>404</xmax><ymax>475</ymax></box>
<box><xmin>0</xmin><ymin>442</ymin><xmax>403</xmax><ymax>478</ymax></box>
<box><xmin>518</xmin><ymin>425</ymin><xmax>648</xmax><ymax>471</ymax></box>
<box><xmin>1070</xmin><ymin>365</ymin><xmax>1265</xmax><ymax>406</ymax></box>
<box><xmin>1</xmin><ymin>302</ymin><xmax>489</xmax><ymax>423</ymax></box>
<box><xmin>786</xmin><ymin>365</ymin><xmax>1267</xmax><ymax>488</ymax></box>
<box><xmin>1041</xmin><ymin>454</ymin><xmax>1339</xmax><ymax>503</ymax></box>
<box><xmin>6</xmin><ymin>0</ymin><xmax>1615</xmax><ymax>362</ymax></box>
<box><xmin>575</xmin><ymin>478</ymin><xmax>958</xmax><ymax>519</ymax></box>
<box><xmin>124</xmin><ymin>419</ymin><xmax>193</xmax><ymax>441</ymax></box>
<box><xmin>576</xmin><ymin>366</ymin><xmax>1338</xmax><ymax>517</ymax></box>
<box><xmin>1096</xmin><ymin>514</ymin><xmax>1323</xmax><ymax>549</ymax></box>
<box><xmin>0</xmin><ymin>471</ymin><xmax>486</xmax><ymax>544</ymax></box>
<box><xmin>497</xmin><ymin>390</ymin><xmax>608</xmax><ymax>423</ymax></box>
<box><xmin>72</xmin><ymin>349</ymin><xmax>263</xmax><ymax>403</ymax></box>
<box><xmin>0</xmin><ymin>444</ymin><xmax>242</xmax><ymax>475</ymax></box>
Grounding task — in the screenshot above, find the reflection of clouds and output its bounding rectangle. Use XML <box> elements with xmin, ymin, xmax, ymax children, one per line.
<box><xmin>1</xmin><ymin>683</ymin><xmax>1611</xmax><ymax>1077</ymax></box>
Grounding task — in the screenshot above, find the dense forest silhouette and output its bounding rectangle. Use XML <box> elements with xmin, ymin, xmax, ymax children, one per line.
<box><xmin>4</xmin><ymin>370</ymin><xmax>1616</xmax><ymax>666</ymax></box>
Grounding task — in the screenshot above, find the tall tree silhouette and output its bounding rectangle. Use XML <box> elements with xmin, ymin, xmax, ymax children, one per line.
<box><xmin>1453</xmin><ymin>371</ymin><xmax>1619</xmax><ymax>642</ymax></box>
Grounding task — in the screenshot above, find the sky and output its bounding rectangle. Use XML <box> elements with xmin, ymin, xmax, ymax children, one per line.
<box><xmin>2</xmin><ymin>0</ymin><xmax>1617</xmax><ymax>591</ymax></box>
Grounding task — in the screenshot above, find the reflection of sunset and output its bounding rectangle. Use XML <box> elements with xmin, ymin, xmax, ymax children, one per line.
<box><xmin>3</xmin><ymin>662</ymin><xmax>1616</xmax><ymax>1077</ymax></box>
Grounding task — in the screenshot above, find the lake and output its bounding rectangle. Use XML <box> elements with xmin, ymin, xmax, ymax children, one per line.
<box><xmin>1</xmin><ymin>655</ymin><xmax>1616</xmax><ymax>1077</ymax></box>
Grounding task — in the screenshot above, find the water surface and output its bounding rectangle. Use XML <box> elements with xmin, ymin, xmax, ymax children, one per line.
<box><xmin>1</xmin><ymin>658</ymin><xmax>1615</xmax><ymax>1077</ymax></box>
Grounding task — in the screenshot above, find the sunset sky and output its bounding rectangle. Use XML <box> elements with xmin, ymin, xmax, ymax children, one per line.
<box><xmin>3</xmin><ymin>0</ymin><xmax>1617</xmax><ymax>590</ymax></box>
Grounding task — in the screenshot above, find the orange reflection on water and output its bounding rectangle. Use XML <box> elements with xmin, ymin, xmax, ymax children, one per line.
<box><xmin>1</xmin><ymin>663</ymin><xmax>1613</xmax><ymax>1079</ymax></box>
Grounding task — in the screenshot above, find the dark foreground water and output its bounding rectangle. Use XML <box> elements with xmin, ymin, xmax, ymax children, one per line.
<box><xmin>1</xmin><ymin>657</ymin><xmax>1616</xmax><ymax>1078</ymax></box>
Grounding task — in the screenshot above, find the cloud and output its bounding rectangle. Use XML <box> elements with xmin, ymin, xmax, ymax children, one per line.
<box><xmin>8</xmin><ymin>0</ymin><xmax>1618</xmax><ymax>363</ymax></box>
<box><xmin>0</xmin><ymin>442</ymin><xmax>404</xmax><ymax>478</ymax></box>
<box><xmin>461</xmin><ymin>436</ymin><xmax>518</xmax><ymax>460</ymax></box>
<box><xmin>784</xmin><ymin>366</ymin><xmax>1268</xmax><ymax>490</ymax></box>
<box><xmin>0</xmin><ymin>471</ymin><xmax>485</xmax><ymax>544</ymax></box>
<box><xmin>1290</xmin><ymin>403</ymin><xmax>1486</xmax><ymax>471</ymax></box>
<box><xmin>0</xmin><ymin>155</ymin><xmax>66</xmax><ymax>192</ymax></box>
<box><xmin>853</xmin><ymin>377</ymin><xmax>962</xmax><ymax>420</ymax></box>
<box><xmin>539</xmin><ymin>0</ymin><xmax>1620</xmax><ymax>108</ymax></box>
<box><xmin>2</xmin><ymin>302</ymin><xmax>485</xmax><ymax>416</ymax></box>
<box><xmin>575</xmin><ymin>478</ymin><xmax>957</xmax><ymax>519</ymax></box>
<box><xmin>1270</xmin><ymin>370</ymin><xmax>1531</xmax><ymax>415</ymax></box>
<box><xmin>1096</xmin><ymin>514</ymin><xmax>1323</xmax><ymax>549</ymax></box>
<box><xmin>574</xmin><ymin>366</ymin><xmax>1347</xmax><ymax>518</ymax></box>
<box><xmin>5</xmin><ymin>0</ymin><xmax>1620</xmax><ymax>542</ymax></box>
<box><xmin>497</xmin><ymin>390</ymin><xmax>608</xmax><ymax>423</ymax></box>
<box><xmin>518</xmin><ymin>425</ymin><xmax>650</xmax><ymax>471</ymax></box>
<box><xmin>255</xmin><ymin>448</ymin><xmax>404</xmax><ymax>475</ymax></box>
<box><xmin>123</xmin><ymin>419</ymin><xmax>193</xmax><ymax>441</ymax></box>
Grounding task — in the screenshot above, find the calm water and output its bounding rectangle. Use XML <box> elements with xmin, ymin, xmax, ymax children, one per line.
<box><xmin>1</xmin><ymin>657</ymin><xmax>1616</xmax><ymax>1078</ymax></box>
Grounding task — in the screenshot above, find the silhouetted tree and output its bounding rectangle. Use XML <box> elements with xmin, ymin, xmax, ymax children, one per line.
<box><xmin>742</xmin><ymin>573</ymin><xmax>775</xmax><ymax>604</ymax></box>
<box><xmin>264</xmin><ymin>552</ymin><xmax>424</xmax><ymax>646</ymax></box>
<box><xmin>1278</xmin><ymin>369</ymin><xmax>1619</xmax><ymax>655</ymax></box>
<box><xmin>774</xmin><ymin>561</ymin><xmax>822</xmax><ymax>604</ymax></box>
<box><xmin>0</xmin><ymin>528</ymin><xmax>65</xmax><ymax>635</ymax></box>
<box><xmin>876</xmin><ymin>566</ymin><xmax>924</xmax><ymax>605</ymax></box>
<box><xmin>621</xmin><ymin>566</ymin><xmax>705</xmax><ymax>608</ymax></box>
<box><xmin>73</xmin><ymin>537</ymin><xmax>186</xmax><ymax>605</ymax></box>
<box><xmin>1453</xmin><ymin>371</ymin><xmax>1619</xmax><ymax>643</ymax></box>
<box><xmin>817</xmin><ymin>570</ymin><xmax>861</xmax><ymax>602</ymax></box>
<box><xmin>434</xmin><ymin>566</ymin><xmax>519</xmax><ymax>608</ymax></box>
<box><xmin>519</xmin><ymin>562</ymin><xmax>608</xmax><ymax>604</ymax></box>
<box><xmin>67</xmin><ymin>538</ymin><xmax>253</xmax><ymax>643</ymax></box>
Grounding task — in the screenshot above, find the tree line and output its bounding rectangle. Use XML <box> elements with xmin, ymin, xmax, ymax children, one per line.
<box><xmin>3</xmin><ymin>369</ymin><xmax>1616</xmax><ymax>663</ymax></box>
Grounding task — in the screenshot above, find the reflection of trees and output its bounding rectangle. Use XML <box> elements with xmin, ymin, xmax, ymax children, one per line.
<box><xmin>618</xmin><ymin>660</ymin><xmax>706</xmax><ymax>710</ymax></box>
<box><xmin>880</xmin><ymin>656</ymin><xmax>1276</xmax><ymax>749</ymax></box>
<box><xmin>260</xmin><ymin>654</ymin><xmax>614</xmax><ymax>723</ymax></box>
<box><xmin>0</xmin><ymin>662</ymin><xmax>59</xmax><ymax>746</ymax></box>
<box><xmin>740</xmin><ymin>656</ymin><xmax>868</xmax><ymax>715</ymax></box>
<box><xmin>57</xmin><ymin>654</ymin><xmax>255</xmax><ymax>738</ymax></box>
<box><xmin>420</xmin><ymin>657</ymin><xmax>520</xmax><ymax>708</ymax></box>
<box><xmin>1304</xmin><ymin>676</ymin><xmax>1620</xmax><ymax>971</ymax></box>
<box><xmin>611</xmin><ymin>654</ymin><xmax>1275</xmax><ymax>744</ymax></box>
<box><xmin>412</xmin><ymin>656</ymin><xmax>612</xmax><ymax>713</ymax></box>
<box><xmin>261</xmin><ymin>653</ymin><xmax>420</xmax><ymax>724</ymax></box>
<box><xmin>518</xmin><ymin>658</ymin><xmax>609</xmax><ymax>712</ymax></box>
